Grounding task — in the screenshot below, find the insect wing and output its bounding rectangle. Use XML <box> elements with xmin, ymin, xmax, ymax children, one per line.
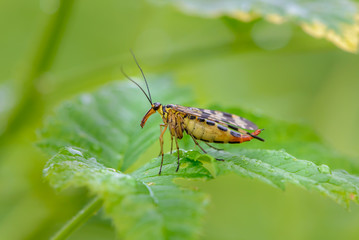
<box><xmin>172</xmin><ymin>105</ymin><xmax>258</xmax><ymax>131</ymax></box>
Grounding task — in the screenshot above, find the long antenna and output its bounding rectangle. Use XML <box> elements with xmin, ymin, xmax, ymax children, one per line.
<box><xmin>130</xmin><ymin>50</ymin><xmax>152</xmax><ymax>103</ymax></box>
<box><xmin>121</xmin><ymin>66</ymin><xmax>152</xmax><ymax>104</ymax></box>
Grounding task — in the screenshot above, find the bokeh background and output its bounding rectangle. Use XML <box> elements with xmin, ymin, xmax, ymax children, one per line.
<box><xmin>1</xmin><ymin>0</ymin><xmax>359</xmax><ymax>239</ymax></box>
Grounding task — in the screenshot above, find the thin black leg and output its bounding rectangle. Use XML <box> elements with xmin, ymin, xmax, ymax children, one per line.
<box><xmin>190</xmin><ymin>135</ymin><xmax>207</xmax><ymax>154</ymax></box>
<box><xmin>204</xmin><ymin>142</ymin><xmax>223</xmax><ymax>151</ymax></box>
<box><xmin>174</xmin><ymin>136</ymin><xmax>180</xmax><ymax>172</ymax></box>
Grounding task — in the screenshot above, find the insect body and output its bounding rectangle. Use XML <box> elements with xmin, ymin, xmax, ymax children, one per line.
<box><xmin>123</xmin><ymin>52</ymin><xmax>264</xmax><ymax>175</ymax></box>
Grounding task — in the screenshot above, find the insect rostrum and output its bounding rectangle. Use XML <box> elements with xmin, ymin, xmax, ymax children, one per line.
<box><xmin>123</xmin><ymin>52</ymin><xmax>264</xmax><ymax>175</ymax></box>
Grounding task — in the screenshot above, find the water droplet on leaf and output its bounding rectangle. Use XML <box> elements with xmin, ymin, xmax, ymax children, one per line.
<box><xmin>318</xmin><ymin>164</ymin><xmax>331</xmax><ymax>174</ymax></box>
<box><xmin>66</xmin><ymin>147</ymin><xmax>83</xmax><ymax>157</ymax></box>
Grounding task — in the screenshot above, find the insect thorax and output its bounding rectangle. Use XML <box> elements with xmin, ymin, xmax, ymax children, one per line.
<box><xmin>160</xmin><ymin>105</ymin><xmax>185</xmax><ymax>139</ymax></box>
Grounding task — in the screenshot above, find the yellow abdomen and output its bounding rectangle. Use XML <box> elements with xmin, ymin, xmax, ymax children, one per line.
<box><xmin>183</xmin><ymin>116</ymin><xmax>237</xmax><ymax>143</ymax></box>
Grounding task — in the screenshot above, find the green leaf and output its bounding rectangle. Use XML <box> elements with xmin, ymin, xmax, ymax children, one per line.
<box><xmin>39</xmin><ymin>75</ymin><xmax>359</xmax><ymax>239</ymax></box>
<box><xmin>38</xmin><ymin>75</ymin><xmax>193</xmax><ymax>171</ymax></box>
<box><xmin>196</xmin><ymin>149</ymin><xmax>359</xmax><ymax>207</ymax></box>
<box><xmin>39</xmin><ymin>76</ymin><xmax>212</xmax><ymax>239</ymax></box>
<box><xmin>157</xmin><ymin>0</ymin><xmax>359</xmax><ymax>52</ymax></box>
<box><xmin>44</xmin><ymin>147</ymin><xmax>211</xmax><ymax>240</ymax></box>
<box><xmin>208</xmin><ymin>105</ymin><xmax>359</xmax><ymax>174</ymax></box>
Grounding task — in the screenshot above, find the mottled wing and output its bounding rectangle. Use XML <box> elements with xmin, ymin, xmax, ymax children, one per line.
<box><xmin>172</xmin><ymin>104</ymin><xmax>258</xmax><ymax>131</ymax></box>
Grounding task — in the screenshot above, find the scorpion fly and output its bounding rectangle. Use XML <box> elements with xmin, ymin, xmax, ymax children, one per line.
<box><xmin>122</xmin><ymin>52</ymin><xmax>264</xmax><ymax>175</ymax></box>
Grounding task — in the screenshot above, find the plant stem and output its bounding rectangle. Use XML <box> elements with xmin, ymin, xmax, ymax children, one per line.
<box><xmin>0</xmin><ymin>0</ymin><xmax>75</xmax><ymax>145</ymax></box>
<box><xmin>51</xmin><ymin>197</ymin><xmax>103</xmax><ymax>240</ymax></box>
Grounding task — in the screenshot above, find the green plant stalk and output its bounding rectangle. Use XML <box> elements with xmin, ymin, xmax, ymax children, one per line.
<box><xmin>51</xmin><ymin>197</ymin><xmax>103</xmax><ymax>240</ymax></box>
<box><xmin>0</xmin><ymin>0</ymin><xmax>75</xmax><ymax>145</ymax></box>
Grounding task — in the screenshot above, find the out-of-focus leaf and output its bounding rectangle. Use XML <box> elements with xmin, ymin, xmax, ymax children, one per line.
<box><xmin>44</xmin><ymin>147</ymin><xmax>211</xmax><ymax>240</ymax></box>
<box><xmin>157</xmin><ymin>0</ymin><xmax>359</xmax><ymax>52</ymax></box>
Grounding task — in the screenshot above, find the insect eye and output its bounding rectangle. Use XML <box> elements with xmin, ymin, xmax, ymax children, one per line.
<box><xmin>153</xmin><ymin>102</ymin><xmax>161</xmax><ymax>110</ymax></box>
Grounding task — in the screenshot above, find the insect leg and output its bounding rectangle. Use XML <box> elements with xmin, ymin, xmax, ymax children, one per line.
<box><xmin>174</xmin><ymin>135</ymin><xmax>180</xmax><ymax>172</ymax></box>
<box><xmin>190</xmin><ymin>135</ymin><xmax>207</xmax><ymax>154</ymax></box>
<box><xmin>190</xmin><ymin>135</ymin><xmax>224</xmax><ymax>161</ymax></box>
<box><xmin>204</xmin><ymin>142</ymin><xmax>223</xmax><ymax>151</ymax></box>
<box><xmin>158</xmin><ymin>124</ymin><xmax>168</xmax><ymax>175</ymax></box>
<box><xmin>170</xmin><ymin>135</ymin><xmax>174</xmax><ymax>154</ymax></box>
<box><xmin>158</xmin><ymin>124</ymin><xmax>166</xmax><ymax>156</ymax></box>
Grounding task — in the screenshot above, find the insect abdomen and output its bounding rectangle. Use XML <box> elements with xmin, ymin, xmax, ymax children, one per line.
<box><xmin>183</xmin><ymin>116</ymin><xmax>262</xmax><ymax>143</ymax></box>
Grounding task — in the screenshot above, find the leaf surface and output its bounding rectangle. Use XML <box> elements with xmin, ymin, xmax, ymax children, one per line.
<box><xmin>38</xmin><ymin>75</ymin><xmax>193</xmax><ymax>171</ymax></box>
<box><xmin>44</xmin><ymin>147</ymin><xmax>211</xmax><ymax>240</ymax></box>
<box><xmin>191</xmin><ymin>149</ymin><xmax>359</xmax><ymax>207</ymax></box>
<box><xmin>39</xmin><ymin>76</ymin><xmax>359</xmax><ymax>239</ymax></box>
<box><xmin>208</xmin><ymin>105</ymin><xmax>359</xmax><ymax>174</ymax></box>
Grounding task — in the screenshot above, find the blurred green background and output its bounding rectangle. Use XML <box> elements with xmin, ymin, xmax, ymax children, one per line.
<box><xmin>1</xmin><ymin>0</ymin><xmax>359</xmax><ymax>239</ymax></box>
